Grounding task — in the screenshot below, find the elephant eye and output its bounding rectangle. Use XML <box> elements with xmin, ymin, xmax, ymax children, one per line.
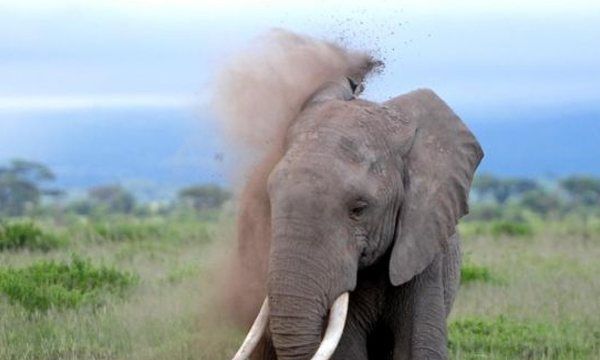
<box><xmin>349</xmin><ymin>200</ymin><xmax>368</xmax><ymax>220</ymax></box>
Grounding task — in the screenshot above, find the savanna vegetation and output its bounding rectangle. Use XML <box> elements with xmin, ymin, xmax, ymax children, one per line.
<box><xmin>0</xmin><ymin>160</ymin><xmax>598</xmax><ymax>359</ymax></box>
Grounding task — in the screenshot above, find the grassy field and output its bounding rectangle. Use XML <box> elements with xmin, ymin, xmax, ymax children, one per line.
<box><xmin>451</xmin><ymin>219</ymin><xmax>600</xmax><ymax>359</ymax></box>
<box><xmin>0</xmin><ymin>215</ymin><xmax>599</xmax><ymax>359</ymax></box>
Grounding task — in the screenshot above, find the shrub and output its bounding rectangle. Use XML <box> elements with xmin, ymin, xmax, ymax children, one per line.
<box><xmin>178</xmin><ymin>184</ymin><xmax>231</xmax><ymax>211</ymax></box>
<box><xmin>0</xmin><ymin>221</ymin><xmax>64</xmax><ymax>251</ymax></box>
<box><xmin>88</xmin><ymin>185</ymin><xmax>136</xmax><ymax>214</ymax></box>
<box><xmin>449</xmin><ymin>316</ymin><xmax>596</xmax><ymax>359</ymax></box>
<box><xmin>520</xmin><ymin>189</ymin><xmax>563</xmax><ymax>216</ymax></box>
<box><xmin>0</xmin><ymin>256</ymin><xmax>138</xmax><ymax>312</ymax></box>
<box><xmin>465</xmin><ymin>203</ymin><xmax>505</xmax><ymax>222</ymax></box>
<box><xmin>490</xmin><ymin>220</ymin><xmax>533</xmax><ymax>237</ymax></box>
<box><xmin>461</xmin><ymin>263</ymin><xmax>493</xmax><ymax>284</ymax></box>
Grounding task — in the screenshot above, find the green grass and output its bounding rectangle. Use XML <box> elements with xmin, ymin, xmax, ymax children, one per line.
<box><xmin>0</xmin><ymin>221</ymin><xmax>65</xmax><ymax>251</ymax></box>
<box><xmin>0</xmin><ymin>256</ymin><xmax>138</xmax><ymax>312</ymax></box>
<box><xmin>0</xmin><ymin>216</ymin><xmax>235</xmax><ymax>360</ymax></box>
<box><xmin>0</xmin><ymin>215</ymin><xmax>598</xmax><ymax>359</ymax></box>
<box><xmin>461</xmin><ymin>220</ymin><xmax>534</xmax><ymax>239</ymax></box>
<box><xmin>449</xmin><ymin>316</ymin><xmax>599</xmax><ymax>359</ymax></box>
<box><xmin>451</xmin><ymin>218</ymin><xmax>600</xmax><ymax>359</ymax></box>
<box><xmin>62</xmin><ymin>217</ymin><xmax>213</xmax><ymax>246</ymax></box>
<box><xmin>90</xmin><ymin>221</ymin><xmax>165</xmax><ymax>242</ymax></box>
<box><xmin>490</xmin><ymin>220</ymin><xmax>533</xmax><ymax>237</ymax></box>
<box><xmin>461</xmin><ymin>263</ymin><xmax>494</xmax><ymax>284</ymax></box>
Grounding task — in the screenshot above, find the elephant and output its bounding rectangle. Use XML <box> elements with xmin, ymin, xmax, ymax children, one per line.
<box><xmin>229</xmin><ymin>78</ymin><xmax>484</xmax><ymax>360</ymax></box>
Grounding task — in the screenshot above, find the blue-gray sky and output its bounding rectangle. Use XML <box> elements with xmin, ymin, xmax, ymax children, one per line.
<box><xmin>0</xmin><ymin>0</ymin><xmax>599</xmax><ymax>186</ymax></box>
<box><xmin>1</xmin><ymin>0</ymin><xmax>599</xmax><ymax>111</ymax></box>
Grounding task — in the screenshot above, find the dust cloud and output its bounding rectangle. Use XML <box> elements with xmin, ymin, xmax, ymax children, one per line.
<box><xmin>211</xmin><ymin>29</ymin><xmax>381</xmax><ymax>326</ymax></box>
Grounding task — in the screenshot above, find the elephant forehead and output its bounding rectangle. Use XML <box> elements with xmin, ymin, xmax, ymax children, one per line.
<box><xmin>269</xmin><ymin>152</ymin><xmax>386</xmax><ymax>201</ymax></box>
<box><xmin>286</xmin><ymin>127</ymin><xmax>379</xmax><ymax>167</ymax></box>
<box><xmin>279</xmin><ymin>133</ymin><xmax>397</xmax><ymax>192</ymax></box>
<box><xmin>291</xmin><ymin>99</ymin><xmax>415</xmax><ymax>153</ymax></box>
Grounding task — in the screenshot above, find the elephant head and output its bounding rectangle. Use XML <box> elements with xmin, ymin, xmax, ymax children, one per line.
<box><xmin>232</xmin><ymin>81</ymin><xmax>483</xmax><ymax>360</ymax></box>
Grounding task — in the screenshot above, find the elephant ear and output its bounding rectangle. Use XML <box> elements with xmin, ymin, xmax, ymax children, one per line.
<box><xmin>384</xmin><ymin>89</ymin><xmax>483</xmax><ymax>286</ymax></box>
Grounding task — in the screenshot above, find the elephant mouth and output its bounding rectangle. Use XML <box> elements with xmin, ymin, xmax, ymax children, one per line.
<box><xmin>231</xmin><ymin>293</ymin><xmax>349</xmax><ymax>360</ymax></box>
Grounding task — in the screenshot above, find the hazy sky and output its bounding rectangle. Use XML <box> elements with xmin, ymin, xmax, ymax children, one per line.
<box><xmin>1</xmin><ymin>0</ymin><xmax>599</xmax><ymax>113</ymax></box>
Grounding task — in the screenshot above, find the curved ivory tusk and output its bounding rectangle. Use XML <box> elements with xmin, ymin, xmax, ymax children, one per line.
<box><xmin>310</xmin><ymin>292</ymin><xmax>350</xmax><ymax>360</ymax></box>
<box><xmin>232</xmin><ymin>298</ymin><xmax>269</xmax><ymax>360</ymax></box>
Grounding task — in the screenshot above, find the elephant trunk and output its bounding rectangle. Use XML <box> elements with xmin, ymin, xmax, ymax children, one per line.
<box><xmin>267</xmin><ymin>248</ymin><xmax>329</xmax><ymax>360</ymax></box>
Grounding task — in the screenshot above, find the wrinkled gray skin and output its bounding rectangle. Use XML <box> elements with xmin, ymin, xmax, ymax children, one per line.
<box><xmin>247</xmin><ymin>84</ymin><xmax>483</xmax><ymax>360</ymax></box>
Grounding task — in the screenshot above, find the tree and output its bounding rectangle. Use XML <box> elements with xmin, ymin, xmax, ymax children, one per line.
<box><xmin>0</xmin><ymin>159</ymin><xmax>59</xmax><ymax>216</ymax></box>
<box><xmin>472</xmin><ymin>174</ymin><xmax>538</xmax><ymax>204</ymax></box>
<box><xmin>560</xmin><ymin>176</ymin><xmax>600</xmax><ymax>207</ymax></box>
<box><xmin>88</xmin><ymin>185</ymin><xmax>136</xmax><ymax>214</ymax></box>
<box><xmin>178</xmin><ymin>184</ymin><xmax>230</xmax><ymax>211</ymax></box>
<box><xmin>520</xmin><ymin>190</ymin><xmax>562</xmax><ymax>216</ymax></box>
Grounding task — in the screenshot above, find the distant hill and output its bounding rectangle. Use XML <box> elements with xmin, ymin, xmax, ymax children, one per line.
<box><xmin>0</xmin><ymin>103</ymin><xmax>598</xmax><ymax>195</ymax></box>
<box><xmin>0</xmin><ymin>108</ymin><xmax>225</xmax><ymax>200</ymax></box>
<box><xmin>461</xmin><ymin>103</ymin><xmax>600</xmax><ymax>178</ymax></box>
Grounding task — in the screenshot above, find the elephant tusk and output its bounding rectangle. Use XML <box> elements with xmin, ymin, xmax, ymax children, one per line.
<box><xmin>310</xmin><ymin>292</ymin><xmax>349</xmax><ymax>360</ymax></box>
<box><xmin>232</xmin><ymin>297</ymin><xmax>269</xmax><ymax>360</ymax></box>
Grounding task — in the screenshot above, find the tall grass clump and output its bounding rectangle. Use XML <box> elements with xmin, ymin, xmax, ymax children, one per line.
<box><xmin>461</xmin><ymin>263</ymin><xmax>494</xmax><ymax>284</ymax></box>
<box><xmin>0</xmin><ymin>221</ymin><xmax>65</xmax><ymax>251</ymax></box>
<box><xmin>91</xmin><ymin>221</ymin><xmax>164</xmax><ymax>242</ymax></box>
<box><xmin>490</xmin><ymin>220</ymin><xmax>534</xmax><ymax>237</ymax></box>
<box><xmin>460</xmin><ymin>220</ymin><xmax>534</xmax><ymax>239</ymax></box>
<box><xmin>0</xmin><ymin>256</ymin><xmax>138</xmax><ymax>312</ymax></box>
<box><xmin>82</xmin><ymin>218</ymin><xmax>213</xmax><ymax>244</ymax></box>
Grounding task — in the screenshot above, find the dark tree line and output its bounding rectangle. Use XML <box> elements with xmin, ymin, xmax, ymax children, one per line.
<box><xmin>472</xmin><ymin>175</ymin><xmax>538</xmax><ymax>204</ymax></box>
<box><xmin>0</xmin><ymin>159</ymin><xmax>231</xmax><ymax>217</ymax></box>
<box><xmin>471</xmin><ymin>173</ymin><xmax>600</xmax><ymax>218</ymax></box>
<box><xmin>68</xmin><ymin>185</ymin><xmax>137</xmax><ymax>215</ymax></box>
<box><xmin>2</xmin><ymin>160</ymin><xmax>599</xmax><ymax>218</ymax></box>
<box><xmin>67</xmin><ymin>184</ymin><xmax>231</xmax><ymax>216</ymax></box>
<box><xmin>177</xmin><ymin>184</ymin><xmax>231</xmax><ymax>211</ymax></box>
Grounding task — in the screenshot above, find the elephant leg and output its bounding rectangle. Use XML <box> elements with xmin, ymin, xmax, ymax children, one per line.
<box><xmin>392</xmin><ymin>254</ymin><xmax>448</xmax><ymax>360</ymax></box>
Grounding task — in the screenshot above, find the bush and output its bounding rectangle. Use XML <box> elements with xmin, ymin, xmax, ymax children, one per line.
<box><xmin>465</xmin><ymin>204</ymin><xmax>505</xmax><ymax>222</ymax></box>
<box><xmin>461</xmin><ymin>263</ymin><xmax>493</xmax><ymax>284</ymax></box>
<box><xmin>520</xmin><ymin>189</ymin><xmax>563</xmax><ymax>216</ymax></box>
<box><xmin>0</xmin><ymin>221</ymin><xmax>64</xmax><ymax>251</ymax></box>
<box><xmin>177</xmin><ymin>184</ymin><xmax>231</xmax><ymax>211</ymax></box>
<box><xmin>88</xmin><ymin>185</ymin><xmax>136</xmax><ymax>214</ymax></box>
<box><xmin>449</xmin><ymin>316</ymin><xmax>596</xmax><ymax>359</ymax></box>
<box><xmin>490</xmin><ymin>220</ymin><xmax>533</xmax><ymax>237</ymax></box>
<box><xmin>0</xmin><ymin>256</ymin><xmax>138</xmax><ymax>312</ymax></box>
<box><xmin>460</xmin><ymin>220</ymin><xmax>534</xmax><ymax>239</ymax></box>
